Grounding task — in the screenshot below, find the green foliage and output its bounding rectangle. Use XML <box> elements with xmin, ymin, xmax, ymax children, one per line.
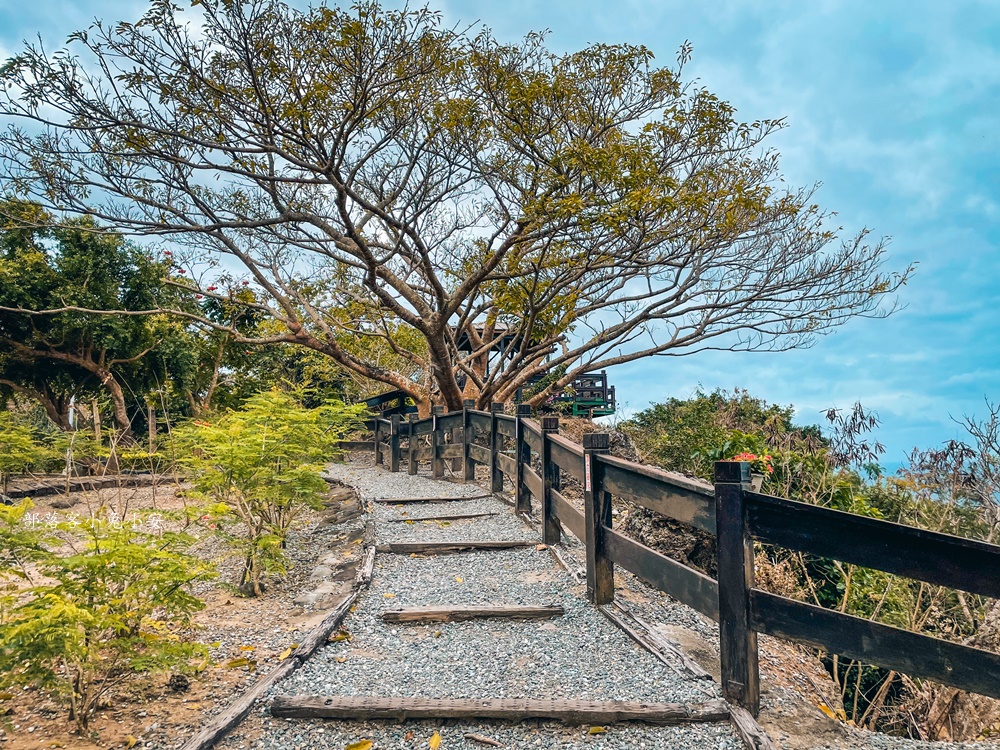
<box><xmin>0</xmin><ymin>515</ymin><xmax>212</xmax><ymax>730</ymax></box>
<box><xmin>0</xmin><ymin>202</ymin><xmax>178</xmax><ymax>433</ymax></box>
<box><xmin>173</xmin><ymin>389</ymin><xmax>367</xmax><ymax>595</ymax></box>
<box><xmin>623</xmin><ymin>387</ymin><xmax>817</xmax><ymax>480</ymax></box>
<box><xmin>0</xmin><ymin>410</ymin><xmax>57</xmax><ymax>493</ymax></box>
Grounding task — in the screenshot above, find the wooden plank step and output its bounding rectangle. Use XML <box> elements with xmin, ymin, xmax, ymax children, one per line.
<box><xmin>387</xmin><ymin>511</ymin><xmax>499</xmax><ymax>523</ymax></box>
<box><xmin>270</xmin><ymin>695</ymin><xmax>731</xmax><ymax>725</ymax></box>
<box><xmin>375</xmin><ymin>540</ymin><xmax>536</xmax><ymax>555</ymax></box>
<box><xmin>383</xmin><ymin>605</ymin><xmax>564</xmax><ymax>623</ymax></box>
<box><xmin>374</xmin><ymin>494</ymin><xmax>494</xmax><ymax>504</ymax></box>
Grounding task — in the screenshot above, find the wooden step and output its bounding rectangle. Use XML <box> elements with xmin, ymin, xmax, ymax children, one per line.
<box><xmin>387</xmin><ymin>511</ymin><xmax>499</xmax><ymax>523</ymax></box>
<box><xmin>375</xmin><ymin>540</ymin><xmax>535</xmax><ymax>555</ymax></box>
<box><xmin>374</xmin><ymin>494</ymin><xmax>494</xmax><ymax>504</ymax></box>
<box><xmin>270</xmin><ymin>695</ymin><xmax>730</xmax><ymax>725</ymax></box>
<box><xmin>382</xmin><ymin>605</ymin><xmax>564</xmax><ymax>624</ymax></box>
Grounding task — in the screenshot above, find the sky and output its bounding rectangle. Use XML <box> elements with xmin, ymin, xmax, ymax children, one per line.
<box><xmin>1</xmin><ymin>0</ymin><xmax>998</xmax><ymax>467</ymax></box>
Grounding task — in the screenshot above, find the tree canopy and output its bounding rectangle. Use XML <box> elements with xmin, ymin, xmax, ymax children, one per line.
<box><xmin>0</xmin><ymin>201</ymin><xmax>175</xmax><ymax>435</ymax></box>
<box><xmin>0</xmin><ymin>0</ymin><xmax>912</xmax><ymax>413</ymax></box>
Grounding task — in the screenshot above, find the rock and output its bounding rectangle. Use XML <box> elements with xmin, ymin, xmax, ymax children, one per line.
<box><xmin>309</xmin><ymin>565</ymin><xmax>334</xmax><ymax>582</ymax></box>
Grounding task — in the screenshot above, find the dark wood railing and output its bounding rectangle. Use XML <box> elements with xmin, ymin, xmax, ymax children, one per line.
<box><xmin>351</xmin><ymin>402</ymin><xmax>1000</xmax><ymax>717</ymax></box>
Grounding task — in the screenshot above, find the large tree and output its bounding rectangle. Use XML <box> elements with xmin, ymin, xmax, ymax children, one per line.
<box><xmin>0</xmin><ymin>201</ymin><xmax>173</xmax><ymax>436</ymax></box>
<box><xmin>0</xmin><ymin>0</ymin><xmax>911</xmax><ymax>413</ymax></box>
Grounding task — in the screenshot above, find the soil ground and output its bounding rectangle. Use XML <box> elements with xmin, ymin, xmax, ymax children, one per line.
<box><xmin>0</xmin><ymin>475</ymin><xmax>364</xmax><ymax>750</ymax></box>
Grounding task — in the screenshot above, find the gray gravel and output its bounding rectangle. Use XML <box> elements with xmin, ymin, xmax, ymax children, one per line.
<box><xmin>373</xmin><ymin>498</ymin><xmax>536</xmax><ymax>544</ymax></box>
<box><xmin>278</xmin><ymin>548</ymin><xmax>717</xmax><ymax>704</ymax></box>
<box><xmin>216</xmin><ymin>457</ymin><xmax>742</xmax><ymax>750</ymax></box>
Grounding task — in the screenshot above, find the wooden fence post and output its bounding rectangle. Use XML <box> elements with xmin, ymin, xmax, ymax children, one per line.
<box><xmin>451</xmin><ymin>406</ymin><xmax>464</xmax><ymax>474</ymax></box>
<box><xmin>583</xmin><ymin>433</ymin><xmax>614</xmax><ymax>605</ymax></box>
<box><xmin>431</xmin><ymin>406</ymin><xmax>444</xmax><ymax>479</ymax></box>
<box><xmin>408</xmin><ymin>413</ymin><xmax>419</xmax><ymax>476</ymax></box>
<box><xmin>541</xmin><ymin>416</ymin><xmax>561</xmax><ymax>545</ymax></box>
<box><xmin>490</xmin><ymin>403</ymin><xmax>505</xmax><ymax>493</ymax></box>
<box><xmin>462</xmin><ymin>399</ymin><xmax>476</xmax><ymax>483</ymax></box>
<box><xmin>715</xmin><ymin>460</ymin><xmax>760</xmax><ymax>716</ymax></box>
<box><xmin>515</xmin><ymin>404</ymin><xmax>532</xmax><ymax>514</ymax></box>
<box><xmin>389</xmin><ymin>415</ymin><xmax>401</xmax><ymax>473</ymax></box>
<box><xmin>373</xmin><ymin>418</ymin><xmax>383</xmax><ymax>466</ymax></box>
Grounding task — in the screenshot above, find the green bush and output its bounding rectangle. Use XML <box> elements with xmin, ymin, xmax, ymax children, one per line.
<box><xmin>172</xmin><ymin>389</ymin><xmax>367</xmax><ymax>596</ymax></box>
<box><xmin>0</xmin><ymin>411</ymin><xmax>58</xmax><ymax>494</ymax></box>
<box><xmin>0</xmin><ymin>512</ymin><xmax>213</xmax><ymax>730</ymax></box>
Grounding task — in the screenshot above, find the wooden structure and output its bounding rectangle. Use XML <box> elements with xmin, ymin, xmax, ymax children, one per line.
<box><xmin>271</xmin><ymin>695</ymin><xmax>730</xmax><ymax>725</ymax></box>
<box><xmin>382</xmin><ymin>605</ymin><xmax>565</xmax><ymax>623</ymax></box>
<box><xmin>353</xmin><ymin>403</ymin><xmax>1000</xmax><ymax>718</ymax></box>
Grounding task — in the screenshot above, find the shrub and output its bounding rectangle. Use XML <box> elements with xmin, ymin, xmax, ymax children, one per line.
<box><xmin>173</xmin><ymin>389</ymin><xmax>367</xmax><ymax>595</ymax></box>
<box><xmin>0</xmin><ymin>515</ymin><xmax>213</xmax><ymax>731</ymax></box>
<box><xmin>0</xmin><ymin>411</ymin><xmax>57</xmax><ymax>494</ymax></box>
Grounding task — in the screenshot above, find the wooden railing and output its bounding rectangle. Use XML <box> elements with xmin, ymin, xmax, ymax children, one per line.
<box><xmin>353</xmin><ymin>402</ymin><xmax>1000</xmax><ymax>717</ymax></box>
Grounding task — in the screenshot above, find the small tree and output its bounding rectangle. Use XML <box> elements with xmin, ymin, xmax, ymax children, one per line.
<box><xmin>174</xmin><ymin>390</ymin><xmax>367</xmax><ymax>596</ymax></box>
<box><xmin>0</xmin><ymin>517</ymin><xmax>212</xmax><ymax>731</ymax></box>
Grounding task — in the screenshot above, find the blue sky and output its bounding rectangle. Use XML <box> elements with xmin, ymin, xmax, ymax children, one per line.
<box><xmin>2</xmin><ymin>0</ymin><xmax>998</xmax><ymax>466</ymax></box>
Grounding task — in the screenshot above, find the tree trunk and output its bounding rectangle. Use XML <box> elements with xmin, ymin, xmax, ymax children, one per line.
<box><xmin>96</xmin><ymin>368</ymin><xmax>133</xmax><ymax>439</ymax></box>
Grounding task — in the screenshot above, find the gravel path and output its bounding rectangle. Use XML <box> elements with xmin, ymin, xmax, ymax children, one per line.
<box><xmin>217</xmin><ymin>458</ymin><xmax>741</xmax><ymax>750</ymax></box>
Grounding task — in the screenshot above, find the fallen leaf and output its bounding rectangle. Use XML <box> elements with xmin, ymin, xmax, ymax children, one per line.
<box><xmin>346</xmin><ymin>741</ymin><xmax>373</xmax><ymax>750</ymax></box>
<box><xmin>0</xmin><ymin>692</ymin><xmax>12</xmax><ymax>700</ymax></box>
<box><xmin>185</xmin><ymin>702</ymin><xmax>202</xmax><ymax>710</ymax></box>
<box><xmin>330</xmin><ymin>630</ymin><xmax>351</xmax><ymax>642</ymax></box>
<box><xmin>224</xmin><ymin>657</ymin><xmax>249</xmax><ymax>669</ymax></box>
<box><xmin>239</xmin><ymin>644</ymin><xmax>255</xmax><ymax>651</ymax></box>
<box><xmin>210</xmin><ymin>640</ymin><xmax>222</xmax><ymax>648</ymax></box>
<box><xmin>278</xmin><ymin>647</ymin><xmax>294</xmax><ymax>660</ymax></box>
<box><xmin>817</xmin><ymin>703</ymin><xmax>837</xmax><ymax>720</ymax></box>
<box><xmin>193</xmin><ymin>658</ymin><xmax>209</xmax><ymax>673</ymax></box>
<box><xmin>383</xmin><ymin>593</ymin><xmax>396</xmax><ymax>598</ymax></box>
<box><xmin>335</xmin><ymin>656</ymin><xmax>347</xmax><ymax>663</ymax></box>
<box><xmin>125</xmin><ymin>736</ymin><xmax>138</xmax><ymax>748</ymax></box>
<box><xmin>535</xmin><ymin>544</ymin><xmax>548</xmax><ymax>551</ymax></box>
<box><xmin>429</xmin><ymin>731</ymin><xmax>442</xmax><ymax>750</ymax></box>
<box><xmin>405</xmin><ymin>520</ymin><xmax>415</xmax><ymax>525</ymax></box>
<box><xmin>455</xmin><ymin>576</ymin><xmax>464</xmax><ymax>583</ymax></box>
<box><xmin>587</xmin><ymin>726</ymin><xmax>606</xmax><ymax>735</ymax></box>
<box><xmin>405</xmin><ymin>730</ymin><xmax>415</xmax><ymax>741</ymax></box>
<box><xmin>433</xmin><ymin>630</ymin><xmax>442</xmax><ymax>638</ymax></box>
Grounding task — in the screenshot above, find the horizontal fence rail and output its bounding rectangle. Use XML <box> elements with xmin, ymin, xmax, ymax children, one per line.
<box><xmin>345</xmin><ymin>401</ymin><xmax>1000</xmax><ymax>718</ymax></box>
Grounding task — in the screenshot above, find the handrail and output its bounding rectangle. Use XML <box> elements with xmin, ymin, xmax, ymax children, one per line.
<box><xmin>343</xmin><ymin>404</ymin><xmax>1000</xmax><ymax>719</ymax></box>
<box><xmin>746</xmin><ymin>491</ymin><xmax>1000</xmax><ymax>599</ymax></box>
<box><xmin>597</xmin><ymin>454</ymin><xmax>715</xmax><ymax>534</ymax></box>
